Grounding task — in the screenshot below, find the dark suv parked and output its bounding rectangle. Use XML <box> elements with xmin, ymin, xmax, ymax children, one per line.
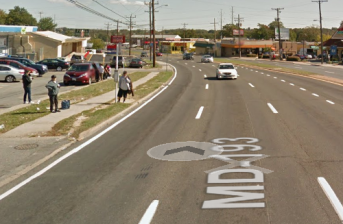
<box><xmin>2</xmin><ymin>57</ymin><xmax>48</xmax><ymax>75</ymax></box>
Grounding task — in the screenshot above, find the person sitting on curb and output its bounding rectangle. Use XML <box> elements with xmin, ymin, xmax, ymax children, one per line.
<box><xmin>46</xmin><ymin>75</ymin><xmax>61</xmax><ymax>113</ymax></box>
<box><xmin>118</xmin><ymin>71</ymin><xmax>130</xmax><ymax>103</ymax></box>
<box><xmin>22</xmin><ymin>70</ymin><xmax>32</xmax><ymax>104</ymax></box>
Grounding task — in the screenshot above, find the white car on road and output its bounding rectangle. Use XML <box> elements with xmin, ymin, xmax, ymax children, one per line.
<box><xmin>0</xmin><ymin>64</ymin><xmax>25</xmax><ymax>82</ymax></box>
<box><xmin>201</xmin><ymin>55</ymin><xmax>213</xmax><ymax>63</ymax></box>
<box><xmin>216</xmin><ymin>63</ymin><xmax>238</xmax><ymax>80</ymax></box>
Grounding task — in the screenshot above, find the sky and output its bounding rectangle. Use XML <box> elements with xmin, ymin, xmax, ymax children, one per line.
<box><xmin>1</xmin><ymin>0</ymin><xmax>343</xmax><ymax>31</ymax></box>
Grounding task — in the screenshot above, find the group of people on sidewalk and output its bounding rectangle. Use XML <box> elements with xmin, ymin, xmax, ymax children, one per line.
<box><xmin>97</xmin><ymin>64</ymin><xmax>111</xmax><ymax>82</ymax></box>
<box><xmin>22</xmin><ymin>68</ymin><xmax>133</xmax><ymax>112</ymax></box>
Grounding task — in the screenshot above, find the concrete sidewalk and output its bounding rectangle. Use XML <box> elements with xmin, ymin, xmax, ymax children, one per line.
<box><xmin>2</xmin><ymin>72</ymin><xmax>159</xmax><ymax>138</ymax></box>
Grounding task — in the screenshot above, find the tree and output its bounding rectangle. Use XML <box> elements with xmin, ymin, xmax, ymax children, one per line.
<box><xmin>88</xmin><ymin>38</ymin><xmax>105</xmax><ymax>49</ymax></box>
<box><xmin>38</xmin><ymin>17</ymin><xmax>57</xmax><ymax>31</ymax></box>
<box><xmin>0</xmin><ymin>9</ymin><xmax>7</xmax><ymax>24</ymax></box>
<box><xmin>268</xmin><ymin>20</ymin><xmax>284</xmax><ymax>31</ymax></box>
<box><xmin>5</xmin><ymin>6</ymin><xmax>37</xmax><ymax>26</ymax></box>
<box><xmin>222</xmin><ymin>24</ymin><xmax>238</xmax><ymax>38</ymax></box>
<box><xmin>251</xmin><ymin>24</ymin><xmax>273</xmax><ymax>40</ymax></box>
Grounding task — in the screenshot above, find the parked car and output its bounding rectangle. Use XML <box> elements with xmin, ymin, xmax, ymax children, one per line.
<box><xmin>56</xmin><ymin>57</ymin><xmax>67</xmax><ymax>61</ymax></box>
<box><xmin>110</xmin><ymin>56</ymin><xmax>126</xmax><ymax>68</ymax></box>
<box><xmin>1</xmin><ymin>57</ymin><xmax>47</xmax><ymax>75</ymax></box>
<box><xmin>37</xmin><ymin>59</ymin><xmax>70</xmax><ymax>71</ymax></box>
<box><xmin>70</xmin><ymin>55</ymin><xmax>85</xmax><ymax>65</ymax></box>
<box><xmin>141</xmin><ymin>52</ymin><xmax>148</xmax><ymax>57</ymax></box>
<box><xmin>305</xmin><ymin>54</ymin><xmax>313</xmax><ymax>59</ymax></box>
<box><xmin>183</xmin><ymin>53</ymin><xmax>194</xmax><ymax>60</ymax></box>
<box><xmin>156</xmin><ymin>52</ymin><xmax>163</xmax><ymax>57</ymax></box>
<box><xmin>216</xmin><ymin>63</ymin><xmax>238</xmax><ymax>80</ymax></box>
<box><xmin>63</xmin><ymin>63</ymin><xmax>99</xmax><ymax>85</ymax></box>
<box><xmin>0</xmin><ymin>64</ymin><xmax>25</xmax><ymax>82</ymax></box>
<box><xmin>201</xmin><ymin>55</ymin><xmax>213</xmax><ymax>63</ymax></box>
<box><xmin>129</xmin><ymin>58</ymin><xmax>145</xmax><ymax>68</ymax></box>
<box><xmin>0</xmin><ymin>59</ymin><xmax>39</xmax><ymax>77</ymax></box>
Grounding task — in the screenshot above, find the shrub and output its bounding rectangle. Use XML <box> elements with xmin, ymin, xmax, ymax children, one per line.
<box><xmin>287</xmin><ymin>56</ymin><xmax>301</xmax><ymax>61</ymax></box>
<box><xmin>247</xmin><ymin>54</ymin><xmax>257</xmax><ymax>57</ymax></box>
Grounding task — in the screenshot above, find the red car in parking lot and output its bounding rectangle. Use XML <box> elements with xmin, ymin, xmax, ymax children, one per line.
<box><xmin>156</xmin><ymin>52</ymin><xmax>163</xmax><ymax>56</ymax></box>
<box><xmin>63</xmin><ymin>63</ymin><xmax>99</xmax><ymax>85</ymax></box>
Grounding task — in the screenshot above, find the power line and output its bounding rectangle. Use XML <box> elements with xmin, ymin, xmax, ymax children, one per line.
<box><xmin>272</xmin><ymin>8</ymin><xmax>284</xmax><ymax>61</ymax></box>
<box><xmin>92</xmin><ymin>0</ymin><xmax>128</xmax><ymax>21</ymax></box>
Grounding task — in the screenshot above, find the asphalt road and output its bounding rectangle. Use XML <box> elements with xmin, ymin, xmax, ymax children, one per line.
<box><xmin>1</xmin><ymin>55</ymin><xmax>343</xmax><ymax>223</ymax></box>
<box><xmin>230</xmin><ymin>57</ymin><xmax>343</xmax><ymax>80</ymax></box>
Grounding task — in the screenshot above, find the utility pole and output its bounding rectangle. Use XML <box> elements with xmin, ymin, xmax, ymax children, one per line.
<box><xmin>272</xmin><ymin>8</ymin><xmax>284</xmax><ymax>61</ymax></box>
<box><xmin>116</xmin><ymin>21</ymin><xmax>120</xmax><ymax>36</ymax></box>
<box><xmin>231</xmin><ymin>7</ymin><xmax>234</xmax><ymax>25</ymax></box>
<box><xmin>211</xmin><ymin>18</ymin><xmax>218</xmax><ymax>56</ymax></box>
<box><xmin>105</xmin><ymin>23</ymin><xmax>111</xmax><ymax>44</ymax></box>
<box><xmin>152</xmin><ymin>0</ymin><xmax>157</xmax><ymax>67</ymax></box>
<box><xmin>182</xmin><ymin>23</ymin><xmax>188</xmax><ymax>53</ymax></box>
<box><xmin>145</xmin><ymin>1</ymin><xmax>152</xmax><ymax>61</ymax></box>
<box><xmin>312</xmin><ymin>0</ymin><xmax>327</xmax><ymax>65</ymax></box>
<box><xmin>234</xmin><ymin>14</ymin><xmax>244</xmax><ymax>58</ymax></box>
<box><xmin>126</xmin><ymin>14</ymin><xmax>136</xmax><ymax>56</ymax></box>
<box><xmin>38</xmin><ymin>12</ymin><xmax>43</xmax><ymax>20</ymax></box>
<box><xmin>162</xmin><ymin>26</ymin><xmax>164</xmax><ymax>39</ymax></box>
<box><xmin>220</xmin><ymin>10</ymin><xmax>223</xmax><ymax>39</ymax></box>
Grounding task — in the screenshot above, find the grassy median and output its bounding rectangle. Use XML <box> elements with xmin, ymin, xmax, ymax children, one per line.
<box><xmin>214</xmin><ymin>58</ymin><xmax>320</xmax><ymax>76</ymax></box>
<box><xmin>48</xmin><ymin>70</ymin><xmax>173</xmax><ymax>138</ymax></box>
<box><xmin>0</xmin><ymin>72</ymin><xmax>150</xmax><ymax>134</ymax></box>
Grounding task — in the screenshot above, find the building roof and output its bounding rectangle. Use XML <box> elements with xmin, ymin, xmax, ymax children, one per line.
<box><xmin>132</xmin><ymin>34</ymin><xmax>181</xmax><ymax>39</ymax></box>
<box><xmin>323</xmin><ymin>39</ymin><xmax>343</xmax><ymax>47</ymax></box>
<box><xmin>33</xmin><ymin>31</ymin><xmax>88</xmax><ymax>43</ymax></box>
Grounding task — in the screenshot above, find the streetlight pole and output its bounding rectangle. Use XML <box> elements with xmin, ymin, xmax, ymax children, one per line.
<box><xmin>152</xmin><ymin>0</ymin><xmax>156</xmax><ymax>67</ymax></box>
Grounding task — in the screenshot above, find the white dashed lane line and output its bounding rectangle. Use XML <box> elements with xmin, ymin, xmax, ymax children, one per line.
<box><xmin>138</xmin><ymin>200</ymin><xmax>159</xmax><ymax>224</ymax></box>
<box><xmin>199</xmin><ymin>69</ymin><xmax>202</xmax><ymax>72</ymax></box>
<box><xmin>281</xmin><ymin>80</ymin><xmax>286</xmax><ymax>82</ymax></box>
<box><xmin>318</xmin><ymin>177</ymin><xmax>343</xmax><ymax>222</ymax></box>
<box><xmin>312</xmin><ymin>93</ymin><xmax>319</xmax><ymax>97</ymax></box>
<box><xmin>267</xmin><ymin>103</ymin><xmax>278</xmax><ymax>114</ymax></box>
<box><xmin>300</xmin><ymin>88</ymin><xmax>306</xmax><ymax>91</ymax></box>
<box><xmin>249</xmin><ymin>83</ymin><xmax>255</xmax><ymax>88</ymax></box>
<box><xmin>196</xmin><ymin>106</ymin><xmax>204</xmax><ymax>119</ymax></box>
<box><xmin>325</xmin><ymin>71</ymin><xmax>335</xmax><ymax>74</ymax></box>
<box><xmin>267</xmin><ymin>74</ymin><xmax>270</xmax><ymax>76</ymax></box>
<box><xmin>290</xmin><ymin>83</ymin><xmax>295</xmax><ymax>86</ymax></box>
<box><xmin>206</xmin><ymin>84</ymin><xmax>209</xmax><ymax>89</ymax></box>
<box><xmin>274</xmin><ymin>77</ymin><xmax>277</xmax><ymax>79</ymax></box>
<box><xmin>261</xmin><ymin>72</ymin><xmax>264</xmax><ymax>74</ymax></box>
<box><xmin>327</xmin><ymin>100</ymin><xmax>335</xmax><ymax>105</ymax></box>
<box><xmin>193</xmin><ymin>66</ymin><xmax>195</xmax><ymax>68</ymax></box>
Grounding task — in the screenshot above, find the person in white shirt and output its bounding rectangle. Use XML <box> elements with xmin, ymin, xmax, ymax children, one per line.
<box><xmin>99</xmin><ymin>64</ymin><xmax>104</xmax><ymax>81</ymax></box>
<box><xmin>118</xmin><ymin>71</ymin><xmax>130</xmax><ymax>103</ymax></box>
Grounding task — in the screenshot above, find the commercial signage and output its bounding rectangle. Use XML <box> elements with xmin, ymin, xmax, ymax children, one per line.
<box><xmin>275</xmin><ymin>28</ymin><xmax>290</xmax><ymax>40</ymax></box>
<box><xmin>330</xmin><ymin>45</ymin><xmax>338</xmax><ymax>56</ymax></box>
<box><xmin>111</xmin><ymin>35</ymin><xmax>125</xmax><ymax>43</ymax></box>
<box><xmin>74</xmin><ymin>29</ymin><xmax>89</xmax><ymax>37</ymax></box>
<box><xmin>233</xmin><ymin>29</ymin><xmax>244</xmax><ymax>36</ymax></box>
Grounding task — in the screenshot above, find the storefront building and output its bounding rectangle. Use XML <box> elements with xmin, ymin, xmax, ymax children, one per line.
<box><xmin>159</xmin><ymin>41</ymin><xmax>195</xmax><ymax>54</ymax></box>
<box><xmin>323</xmin><ymin>22</ymin><xmax>343</xmax><ymax>61</ymax></box>
<box><xmin>221</xmin><ymin>38</ymin><xmax>273</xmax><ymax>57</ymax></box>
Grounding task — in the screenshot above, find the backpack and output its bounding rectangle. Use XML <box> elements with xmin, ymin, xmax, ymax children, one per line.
<box><xmin>61</xmin><ymin>100</ymin><xmax>70</xmax><ymax>109</ymax></box>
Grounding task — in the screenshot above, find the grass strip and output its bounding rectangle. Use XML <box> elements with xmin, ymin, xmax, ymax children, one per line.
<box><xmin>48</xmin><ymin>70</ymin><xmax>173</xmax><ymax>138</ymax></box>
<box><xmin>0</xmin><ymin>72</ymin><xmax>150</xmax><ymax>134</ymax></box>
<box><xmin>214</xmin><ymin>58</ymin><xmax>320</xmax><ymax>76</ymax></box>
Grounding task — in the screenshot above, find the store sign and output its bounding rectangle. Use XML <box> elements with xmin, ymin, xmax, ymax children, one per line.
<box><xmin>233</xmin><ymin>29</ymin><xmax>244</xmax><ymax>36</ymax></box>
<box><xmin>175</xmin><ymin>43</ymin><xmax>187</xmax><ymax>46</ymax></box>
<box><xmin>275</xmin><ymin>28</ymin><xmax>290</xmax><ymax>40</ymax></box>
<box><xmin>330</xmin><ymin>45</ymin><xmax>338</xmax><ymax>56</ymax></box>
<box><xmin>111</xmin><ymin>35</ymin><xmax>125</xmax><ymax>43</ymax></box>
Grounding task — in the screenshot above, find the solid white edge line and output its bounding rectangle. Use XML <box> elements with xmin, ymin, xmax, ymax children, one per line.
<box><xmin>249</xmin><ymin>83</ymin><xmax>255</xmax><ymax>88</ymax></box>
<box><xmin>267</xmin><ymin>103</ymin><xmax>278</xmax><ymax>114</ymax></box>
<box><xmin>318</xmin><ymin>177</ymin><xmax>343</xmax><ymax>221</ymax></box>
<box><xmin>0</xmin><ymin>64</ymin><xmax>178</xmax><ymax>202</ymax></box>
<box><xmin>205</xmin><ymin>84</ymin><xmax>209</xmax><ymax>89</ymax></box>
<box><xmin>312</xmin><ymin>93</ymin><xmax>319</xmax><ymax>97</ymax></box>
<box><xmin>138</xmin><ymin>200</ymin><xmax>160</xmax><ymax>224</ymax></box>
<box><xmin>196</xmin><ymin>106</ymin><xmax>204</xmax><ymax>119</ymax></box>
<box><xmin>300</xmin><ymin>88</ymin><xmax>306</xmax><ymax>91</ymax></box>
<box><xmin>327</xmin><ymin>100</ymin><xmax>335</xmax><ymax>105</ymax></box>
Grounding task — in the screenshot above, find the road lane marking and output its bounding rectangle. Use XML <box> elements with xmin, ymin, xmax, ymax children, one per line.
<box><xmin>325</xmin><ymin>71</ymin><xmax>334</xmax><ymax>74</ymax></box>
<box><xmin>204</xmin><ymin>75</ymin><xmax>207</xmax><ymax>78</ymax></box>
<box><xmin>193</xmin><ymin>66</ymin><xmax>195</xmax><ymax>68</ymax></box>
<box><xmin>249</xmin><ymin>83</ymin><xmax>255</xmax><ymax>88</ymax></box>
<box><xmin>267</xmin><ymin>74</ymin><xmax>270</xmax><ymax>76</ymax></box>
<box><xmin>0</xmin><ymin>64</ymin><xmax>179</xmax><ymax>202</ymax></box>
<box><xmin>256</xmin><ymin>71</ymin><xmax>259</xmax><ymax>73</ymax></box>
<box><xmin>267</xmin><ymin>103</ymin><xmax>278</xmax><ymax>114</ymax></box>
<box><xmin>312</xmin><ymin>93</ymin><xmax>319</xmax><ymax>97</ymax></box>
<box><xmin>196</xmin><ymin>106</ymin><xmax>204</xmax><ymax>119</ymax></box>
<box><xmin>295</xmin><ymin>67</ymin><xmax>303</xmax><ymax>69</ymax></box>
<box><xmin>274</xmin><ymin>77</ymin><xmax>277</xmax><ymax>79</ymax></box>
<box><xmin>318</xmin><ymin>177</ymin><xmax>343</xmax><ymax>222</ymax></box>
<box><xmin>206</xmin><ymin>84</ymin><xmax>209</xmax><ymax>89</ymax></box>
<box><xmin>185</xmin><ymin>63</ymin><xmax>187</xmax><ymax>65</ymax></box>
<box><xmin>199</xmin><ymin>69</ymin><xmax>202</xmax><ymax>72</ymax></box>
<box><xmin>138</xmin><ymin>200</ymin><xmax>159</xmax><ymax>224</ymax></box>
<box><xmin>281</xmin><ymin>80</ymin><xmax>285</xmax><ymax>82</ymax></box>
<box><xmin>290</xmin><ymin>83</ymin><xmax>294</xmax><ymax>86</ymax></box>
<box><xmin>327</xmin><ymin>100</ymin><xmax>335</xmax><ymax>105</ymax></box>
<box><xmin>300</xmin><ymin>88</ymin><xmax>306</xmax><ymax>91</ymax></box>
<box><xmin>251</xmin><ymin>70</ymin><xmax>254</xmax><ymax>71</ymax></box>
<box><xmin>212</xmin><ymin>65</ymin><xmax>215</xmax><ymax>67</ymax></box>
<box><xmin>261</xmin><ymin>72</ymin><xmax>264</xmax><ymax>74</ymax></box>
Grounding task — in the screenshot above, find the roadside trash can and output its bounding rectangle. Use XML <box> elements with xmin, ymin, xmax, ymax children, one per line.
<box><xmin>61</xmin><ymin>100</ymin><xmax>70</xmax><ymax>109</ymax></box>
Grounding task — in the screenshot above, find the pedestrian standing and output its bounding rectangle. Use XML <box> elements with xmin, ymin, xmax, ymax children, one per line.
<box><xmin>104</xmin><ymin>64</ymin><xmax>111</xmax><ymax>79</ymax></box>
<box><xmin>46</xmin><ymin>75</ymin><xmax>60</xmax><ymax>113</ymax></box>
<box><xmin>22</xmin><ymin>70</ymin><xmax>32</xmax><ymax>104</ymax></box>
<box><xmin>118</xmin><ymin>71</ymin><xmax>130</xmax><ymax>103</ymax></box>
<box><xmin>99</xmin><ymin>63</ymin><xmax>104</xmax><ymax>81</ymax></box>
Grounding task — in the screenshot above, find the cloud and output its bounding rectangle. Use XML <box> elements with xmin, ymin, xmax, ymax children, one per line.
<box><xmin>110</xmin><ymin>0</ymin><xmax>145</xmax><ymax>6</ymax></box>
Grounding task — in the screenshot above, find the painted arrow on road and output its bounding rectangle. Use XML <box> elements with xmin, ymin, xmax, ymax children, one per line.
<box><xmin>164</xmin><ymin>146</ymin><xmax>205</xmax><ymax>156</ymax></box>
